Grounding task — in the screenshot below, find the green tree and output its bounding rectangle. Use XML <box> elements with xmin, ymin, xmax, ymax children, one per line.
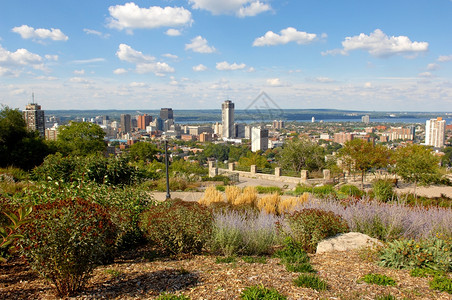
<box><xmin>0</xmin><ymin>106</ymin><xmax>50</xmax><ymax>170</ymax></box>
<box><xmin>277</xmin><ymin>138</ymin><xmax>326</xmax><ymax>172</ymax></box>
<box><xmin>128</xmin><ymin>142</ymin><xmax>158</xmax><ymax>163</ymax></box>
<box><xmin>228</xmin><ymin>145</ymin><xmax>250</xmax><ymax>162</ymax></box>
<box><xmin>394</xmin><ymin>144</ymin><xmax>441</xmax><ymax>197</ymax></box>
<box><xmin>338</xmin><ymin>139</ymin><xmax>391</xmax><ymax>189</ymax></box>
<box><xmin>201</xmin><ymin>143</ymin><xmax>229</xmax><ymax>162</ymax></box>
<box><xmin>441</xmin><ymin>146</ymin><xmax>452</xmax><ymax>167</ymax></box>
<box><xmin>57</xmin><ymin>122</ymin><xmax>106</xmax><ymax>156</ymax></box>
<box><xmin>238</xmin><ymin>151</ymin><xmax>270</xmax><ymax>168</ymax></box>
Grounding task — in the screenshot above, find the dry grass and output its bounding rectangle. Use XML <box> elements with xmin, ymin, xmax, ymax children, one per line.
<box><xmin>277</xmin><ymin>193</ymin><xmax>309</xmax><ymax>215</ymax></box>
<box><xmin>225</xmin><ymin>186</ymin><xmax>242</xmax><ymax>205</ymax></box>
<box><xmin>199</xmin><ymin>186</ymin><xmax>224</xmax><ymax>206</ymax></box>
<box><xmin>234</xmin><ymin>186</ymin><xmax>258</xmax><ymax>206</ymax></box>
<box><xmin>257</xmin><ymin>193</ymin><xmax>280</xmax><ymax>215</ymax></box>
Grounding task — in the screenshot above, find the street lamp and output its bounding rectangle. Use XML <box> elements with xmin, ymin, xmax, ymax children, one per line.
<box><xmin>164</xmin><ymin>139</ymin><xmax>171</xmax><ymax>199</ymax></box>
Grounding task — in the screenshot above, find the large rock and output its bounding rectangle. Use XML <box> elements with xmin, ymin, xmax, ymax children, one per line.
<box><xmin>316</xmin><ymin>232</ymin><xmax>383</xmax><ymax>253</ymax></box>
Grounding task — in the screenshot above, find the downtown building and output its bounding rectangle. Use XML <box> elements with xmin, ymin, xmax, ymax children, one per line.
<box><xmin>23</xmin><ymin>102</ymin><xmax>45</xmax><ymax>138</ymax></box>
<box><xmin>425</xmin><ymin>117</ymin><xmax>446</xmax><ymax>148</ymax></box>
<box><xmin>251</xmin><ymin>126</ymin><xmax>268</xmax><ymax>152</ymax></box>
<box><xmin>221</xmin><ymin>100</ymin><xmax>234</xmax><ymax>139</ymax></box>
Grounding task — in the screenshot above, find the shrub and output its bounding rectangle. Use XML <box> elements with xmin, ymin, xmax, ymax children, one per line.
<box><xmin>410</xmin><ymin>268</ymin><xmax>444</xmax><ymax>278</ymax></box>
<box><xmin>429</xmin><ymin>275</ymin><xmax>452</xmax><ymax>294</ymax></box>
<box><xmin>379</xmin><ymin>238</ymin><xmax>451</xmax><ymax>272</ymax></box>
<box><xmin>338</xmin><ymin>184</ymin><xmax>363</xmax><ymax>198</ymax></box>
<box><xmin>281</xmin><ymin>209</ymin><xmax>349</xmax><ymax>253</ymax></box>
<box><xmin>293</xmin><ymin>274</ymin><xmax>328</xmax><ymax>291</ymax></box>
<box><xmin>240</xmin><ymin>284</ymin><xmax>287</xmax><ymax>300</ymax></box>
<box><xmin>242</xmin><ymin>256</ymin><xmax>267</xmax><ymax>264</ymax></box>
<box><xmin>273</xmin><ymin>238</ymin><xmax>314</xmax><ymax>273</ymax></box>
<box><xmin>372</xmin><ymin>180</ymin><xmax>395</xmax><ymax>202</ymax></box>
<box><xmin>360</xmin><ymin>273</ymin><xmax>396</xmax><ymax>286</ymax></box>
<box><xmin>199</xmin><ymin>186</ymin><xmax>224</xmax><ymax>206</ymax></box>
<box><xmin>291</xmin><ymin>184</ymin><xmax>336</xmax><ymax>198</ymax></box>
<box><xmin>19</xmin><ymin>198</ymin><xmax>118</xmax><ymax>297</ymax></box>
<box><xmin>255</xmin><ymin>186</ymin><xmax>282</xmax><ymax>194</ymax></box>
<box><xmin>139</xmin><ymin>199</ymin><xmax>213</xmax><ymax>255</ymax></box>
<box><xmin>215</xmin><ymin>256</ymin><xmax>236</xmax><ymax>264</ymax></box>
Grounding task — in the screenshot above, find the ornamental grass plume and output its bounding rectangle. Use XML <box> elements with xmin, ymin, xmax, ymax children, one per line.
<box><xmin>277</xmin><ymin>193</ymin><xmax>309</xmax><ymax>215</ymax></box>
<box><xmin>257</xmin><ymin>192</ymin><xmax>280</xmax><ymax>215</ymax></box>
<box><xmin>225</xmin><ymin>185</ymin><xmax>242</xmax><ymax>205</ymax></box>
<box><xmin>234</xmin><ymin>186</ymin><xmax>258</xmax><ymax>206</ymax></box>
<box><xmin>199</xmin><ymin>186</ymin><xmax>224</xmax><ymax>206</ymax></box>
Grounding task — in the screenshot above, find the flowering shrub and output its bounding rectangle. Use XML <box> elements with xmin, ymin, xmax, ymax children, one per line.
<box><xmin>281</xmin><ymin>209</ymin><xmax>349</xmax><ymax>253</ymax></box>
<box><xmin>19</xmin><ymin>198</ymin><xmax>118</xmax><ymax>297</ymax></box>
<box><xmin>379</xmin><ymin>238</ymin><xmax>451</xmax><ymax>272</ymax></box>
<box><xmin>139</xmin><ymin>199</ymin><xmax>213</xmax><ymax>255</ymax></box>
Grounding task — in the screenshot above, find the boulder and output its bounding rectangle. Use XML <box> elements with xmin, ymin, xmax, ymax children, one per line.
<box><xmin>316</xmin><ymin>232</ymin><xmax>383</xmax><ymax>254</ymax></box>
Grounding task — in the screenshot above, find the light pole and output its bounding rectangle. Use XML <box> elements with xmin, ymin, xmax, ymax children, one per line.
<box><xmin>164</xmin><ymin>139</ymin><xmax>171</xmax><ymax>200</ymax></box>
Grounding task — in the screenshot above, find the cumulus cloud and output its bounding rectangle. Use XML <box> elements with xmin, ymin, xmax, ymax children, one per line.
<box><xmin>193</xmin><ymin>64</ymin><xmax>207</xmax><ymax>71</ymax></box>
<box><xmin>216</xmin><ymin>61</ymin><xmax>246</xmax><ymax>71</ymax></box>
<box><xmin>438</xmin><ymin>55</ymin><xmax>452</xmax><ymax>62</ymax></box>
<box><xmin>166</xmin><ymin>29</ymin><xmax>181</xmax><ymax>36</ymax></box>
<box><xmin>266</xmin><ymin>78</ymin><xmax>287</xmax><ymax>87</ymax></box>
<box><xmin>0</xmin><ymin>44</ymin><xmax>45</xmax><ymax>76</ymax></box>
<box><xmin>185</xmin><ymin>36</ymin><xmax>216</xmax><ymax>53</ymax></box>
<box><xmin>253</xmin><ymin>27</ymin><xmax>317</xmax><ymax>46</ymax></box>
<box><xmin>107</xmin><ymin>3</ymin><xmax>192</xmax><ymax>31</ymax></box>
<box><xmin>189</xmin><ymin>0</ymin><xmax>271</xmax><ymax>17</ymax></box>
<box><xmin>12</xmin><ymin>25</ymin><xmax>68</xmax><ymax>41</ymax></box>
<box><xmin>113</xmin><ymin>68</ymin><xmax>127</xmax><ymax>75</ymax></box>
<box><xmin>322</xmin><ymin>29</ymin><xmax>428</xmax><ymax>58</ymax></box>
<box><xmin>162</xmin><ymin>53</ymin><xmax>178</xmax><ymax>60</ymax></box>
<box><xmin>116</xmin><ymin>44</ymin><xmax>174</xmax><ymax>75</ymax></box>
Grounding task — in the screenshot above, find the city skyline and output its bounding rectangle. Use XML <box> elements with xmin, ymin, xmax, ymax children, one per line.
<box><xmin>1</xmin><ymin>1</ymin><xmax>452</xmax><ymax>111</ymax></box>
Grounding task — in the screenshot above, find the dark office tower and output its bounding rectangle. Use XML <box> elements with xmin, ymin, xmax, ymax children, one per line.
<box><xmin>222</xmin><ymin>100</ymin><xmax>234</xmax><ymax>139</ymax></box>
<box><xmin>23</xmin><ymin>98</ymin><xmax>45</xmax><ymax>138</ymax></box>
<box><xmin>160</xmin><ymin>108</ymin><xmax>173</xmax><ymax>120</ymax></box>
<box><xmin>120</xmin><ymin>114</ymin><xmax>132</xmax><ymax>133</ymax></box>
<box><xmin>137</xmin><ymin>114</ymin><xmax>152</xmax><ymax>130</ymax></box>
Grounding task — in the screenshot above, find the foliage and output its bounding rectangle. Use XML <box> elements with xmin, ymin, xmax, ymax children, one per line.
<box><xmin>359</xmin><ymin>273</ymin><xmax>396</xmax><ymax>286</ymax></box>
<box><xmin>337</xmin><ymin>184</ymin><xmax>363</xmax><ymax>198</ymax></box>
<box><xmin>170</xmin><ymin>159</ymin><xmax>207</xmax><ymax>177</ymax></box>
<box><xmin>240</xmin><ymin>284</ymin><xmax>287</xmax><ymax>300</ymax></box>
<box><xmin>289</xmin><ymin>184</ymin><xmax>336</xmax><ymax>198</ymax></box>
<box><xmin>19</xmin><ymin>198</ymin><xmax>118</xmax><ymax>297</ymax></box>
<box><xmin>281</xmin><ymin>209</ymin><xmax>349</xmax><ymax>253</ymax></box>
<box><xmin>242</xmin><ymin>256</ymin><xmax>267</xmax><ymax>264</ymax></box>
<box><xmin>255</xmin><ymin>186</ymin><xmax>282</xmax><ymax>194</ymax></box>
<box><xmin>372</xmin><ymin>180</ymin><xmax>395</xmax><ymax>202</ymax></box>
<box><xmin>156</xmin><ymin>293</ymin><xmax>191</xmax><ymax>300</ymax></box>
<box><xmin>379</xmin><ymin>238</ymin><xmax>451</xmax><ymax>272</ymax></box>
<box><xmin>429</xmin><ymin>275</ymin><xmax>452</xmax><ymax>294</ymax></box>
<box><xmin>56</xmin><ymin>121</ymin><xmax>106</xmax><ymax>156</ymax></box>
<box><xmin>0</xmin><ymin>206</ymin><xmax>32</xmax><ymax>261</ymax></box>
<box><xmin>202</xmin><ymin>175</ymin><xmax>231</xmax><ymax>185</ymax></box>
<box><xmin>410</xmin><ymin>268</ymin><xmax>444</xmax><ymax>278</ymax></box>
<box><xmin>215</xmin><ymin>256</ymin><xmax>236</xmax><ymax>264</ymax></box>
<box><xmin>201</xmin><ymin>143</ymin><xmax>229</xmax><ymax>162</ymax></box>
<box><xmin>276</xmin><ymin>137</ymin><xmax>326</xmax><ymax>172</ymax></box>
<box><xmin>338</xmin><ymin>139</ymin><xmax>391</xmax><ymax>189</ymax></box>
<box><xmin>0</xmin><ymin>106</ymin><xmax>50</xmax><ymax>170</ymax></box>
<box><xmin>238</xmin><ymin>151</ymin><xmax>270</xmax><ymax>169</ymax></box>
<box><xmin>273</xmin><ymin>238</ymin><xmax>315</xmax><ymax>273</ymax></box>
<box><xmin>394</xmin><ymin>144</ymin><xmax>442</xmax><ymax>196</ymax></box>
<box><xmin>0</xmin><ymin>167</ymin><xmax>29</xmax><ymax>182</ymax></box>
<box><xmin>139</xmin><ymin>199</ymin><xmax>213</xmax><ymax>255</ymax></box>
<box><xmin>127</xmin><ymin>141</ymin><xmax>158</xmax><ymax>162</ymax></box>
<box><xmin>293</xmin><ymin>274</ymin><xmax>328</xmax><ymax>291</ymax></box>
<box><xmin>209</xmin><ymin>210</ymin><xmax>280</xmax><ymax>256</ymax></box>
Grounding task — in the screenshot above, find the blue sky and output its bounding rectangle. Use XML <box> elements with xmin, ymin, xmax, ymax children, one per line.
<box><xmin>1</xmin><ymin>0</ymin><xmax>452</xmax><ymax>111</ymax></box>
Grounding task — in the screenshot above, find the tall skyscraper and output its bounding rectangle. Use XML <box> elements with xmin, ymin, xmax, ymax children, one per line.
<box><xmin>251</xmin><ymin>126</ymin><xmax>268</xmax><ymax>152</ymax></box>
<box><xmin>160</xmin><ymin>108</ymin><xmax>173</xmax><ymax>120</ymax></box>
<box><xmin>222</xmin><ymin>100</ymin><xmax>234</xmax><ymax>139</ymax></box>
<box><xmin>137</xmin><ymin>114</ymin><xmax>152</xmax><ymax>130</ymax></box>
<box><xmin>425</xmin><ymin>117</ymin><xmax>446</xmax><ymax>148</ymax></box>
<box><xmin>362</xmin><ymin>115</ymin><xmax>370</xmax><ymax>123</ymax></box>
<box><xmin>23</xmin><ymin>99</ymin><xmax>45</xmax><ymax>138</ymax></box>
<box><xmin>120</xmin><ymin>114</ymin><xmax>132</xmax><ymax>133</ymax></box>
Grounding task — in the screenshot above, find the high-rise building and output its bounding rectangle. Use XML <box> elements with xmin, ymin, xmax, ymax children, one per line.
<box><xmin>120</xmin><ymin>114</ymin><xmax>132</xmax><ymax>133</ymax></box>
<box><xmin>160</xmin><ymin>108</ymin><xmax>173</xmax><ymax>120</ymax></box>
<box><xmin>362</xmin><ymin>115</ymin><xmax>370</xmax><ymax>123</ymax></box>
<box><xmin>425</xmin><ymin>117</ymin><xmax>446</xmax><ymax>148</ymax></box>
<box><xmin>222</xmin><ymin>100</ymin><xmax>234</xmax><ymax>138</ymax></box>
<box><xmin>23</xmin><ymin>100</ymin><xmax>45</xmax><ymax>138</ymax></box>
<box><xmin>137</xmin><ymin>114</ymin><xmax>152</xmax><ymax>130</ymax></box>
<box><xmin>251</xmin><ymin>127</ymin><xmax>268</xmax><ymax>152</ymax></box>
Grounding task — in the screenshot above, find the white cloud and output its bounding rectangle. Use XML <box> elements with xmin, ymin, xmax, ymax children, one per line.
<box><xmin>45</xmin><ymin>54</ymin><xmax>58</xmax><ymax>61</ymax></box>
<box><xmin>418</xmin><ymin>72</ymin><xmax>433</xmax><ymax>78</ymax></box>
<box><xmin>83</xmin><ymin>28</ymin><xmax>110</xmax><ymax>38</ymax></box>
<box><xmin>0</xmin><ymin>44</ymin><xmax>45</xmax><ymax>76</ymax></box>
<box><xmin>308</xmin><ymin>76</ymin><xmax>336</xmax><ymax>83</ymax></box>
<box><xmin>253</xmin><ymin>27</ymin><xmax>317</xmax><ymax>46</ymax></box>
<box><xmin>113</xmin><ymin>68</ymin><xmax>127</xmax><ymax>75</ymax></box>
<box><xmin>108</xmin><ymin>3</ymin><xmax>192</xmax><ymax>31</ymax></box>
<box><xmin>193</xmin><ymin>64</ymin><xmax>207</xmax><ymax>71</ymax></box>
<box><xmin>72</xmin><ymin>58</ymin><xmax>105</xmax><ymax>64</ymax></box>
<box><xmin>438</xmin><ymin>55</ymin><xmax>452</xmax><ymax>62</ymax></box>
<box><xmin>185</xmin><ymin>36</ymin><xmax>216</xmax><ymax>53</ymax></box>
<box><xmin>166</xmin><ymin>29</ymin><xmax>181</xmax><ymax>36</ymax></box>
<box><xmin>69</xmin><ymin>77</ymin><xmax>92</xmax><ymax>84</ymax></box>
<box><xmin>189</xmin><ymin>0</ymin><xmax>271</xmax><ymax>17</ymax></box>
<box><xmin>73</xmin><ymin>69</ymin><xmax>85</xmax><ymax>75</ymax></box>
<box><xmin>162</xmin><ymin>53</ymin><xmax>178</xmax><ymax>60</ymax></box>
<box><xmin>322</xmin><ymin>29</ymin><xmax>428</xmax><ymax>58</ymax></box>
<box><xmin>12</xmin><ymin>25</ymin><xmax>68</xmax><ymax>41</ymax></box>
<box><xmin>35</xmin><ymin>76</ymin><xmax>58</xmax><ymax>81</ymax></box>
<box><xmin>116</xmin><ymin>44</ymin><xmax>174</xmax><ymax>75</ymax></box>
<box><xmin>364</xmin><ymin>82</ymin><xmax>372</xmax><ymax>88</ymax></box>
<box><xmin>266</xmin><ymin>78</ymin><xmax>286</xmax><ymax>87</ymax></box>
<box><xmin>129</xmin><ymin>82</ymin><xmax>146</xmax><ymax>87</ymax></box>
<box><xmin>216</xmin><ymin>61</ymin><xmax>246</xmax><ymax>70</ymax></box>
<box><xmin>426</xmin><ymin>63</ymin><xmax>439</xmax><ymax>71</ymax></box>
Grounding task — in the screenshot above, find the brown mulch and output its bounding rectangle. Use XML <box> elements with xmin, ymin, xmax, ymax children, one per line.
<box><xmin>0</xmin><ymin>247</ymin><xmax>450</xmax><ymax>300</ymax></box>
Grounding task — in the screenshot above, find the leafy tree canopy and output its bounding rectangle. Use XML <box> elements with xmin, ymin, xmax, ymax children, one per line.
<box><xmin>128</xmin><ymin>142</ymin><xmax>158</xmax><ymax>163</ymax></box>
<box><xmin>238</xmin><ymin>151</ymin><xmax>270</xmax><ymax>168</ymax></box>
<box><xmin>57</xmin><ymin>122</ymin><xmax>106</xmax><ymax>156</ymax></box>
<box><xmin>277</xmin><ymin>137</ymin><xmax>326</xmax><ymax>172</ymax></box>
